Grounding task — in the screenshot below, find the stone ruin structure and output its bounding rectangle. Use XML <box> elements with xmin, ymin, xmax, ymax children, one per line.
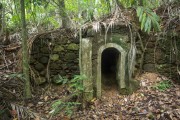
<box><xmin>81</xmin><ymin>24</ymin><xmax>138</xmax><ymax>99</ymax></box>
<box><xmin>29</xmin><ymin>21</ymin><xmax>180</xmax><ymax>100</ymax></box>
<box><xmin>29</xmin><ymin>23</ymin><xmax>139</xmax><ymax>100</ymax></box>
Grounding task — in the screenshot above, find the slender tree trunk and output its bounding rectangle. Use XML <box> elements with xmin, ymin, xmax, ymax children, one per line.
<box><xmin>0</xmin><ymin>3</ymin><xmax>2</xmax><ymax>28</ymax></box>
<box><xmin>20</xmin><ymin>0</ymin><xmax>32</xmax><ymax>99</ymax></box>
<box><xmin>0</xmin><ymin>3</ymin><xmax>3</xmax><ymax>35</ymax></box>
<box><xmin>57</xmin><ymin>0</ymin><xmax>69</xmax><ymax>28</ymax></box>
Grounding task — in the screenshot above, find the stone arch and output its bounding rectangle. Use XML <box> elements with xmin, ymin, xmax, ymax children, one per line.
<box><xmin>96</xmin><ymin>43</ymin><xmax>127</xmax><ymax>98</ymax></box>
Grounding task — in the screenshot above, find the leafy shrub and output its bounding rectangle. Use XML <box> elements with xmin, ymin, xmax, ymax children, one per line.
<box><xmin>69</xmin><ymin>74</ymin><xmax>86</xmax><ymax>96</ymax></box>
<box><xmin>50</xmin><ymin>74</ymin><xmax>86</xmax><ymax>117</ymax></box>
<box><xmin>153</xmin><ymin>80</ymin><xmax>173</xmax><ymax>91</ymax></box>
<box><xmin>50</xmin><ymin>100</ymin><xmax>81</xmax><ymax>117</ymax></box>
<box><xmin>52</xmin><ymin>75</ymin><xmax>68</xmax><ymax>85</ymax></box>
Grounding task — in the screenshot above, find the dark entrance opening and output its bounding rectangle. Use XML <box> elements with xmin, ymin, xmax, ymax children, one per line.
<box><xmin>101</xmin><ymin>48</ymin><xmax>120</xmax><ymax>89</ymax></box>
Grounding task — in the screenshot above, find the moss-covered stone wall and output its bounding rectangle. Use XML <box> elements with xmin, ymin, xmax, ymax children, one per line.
<box><xmin>29</xmin><ymin>28</ymin><xmax>179</xmax><ymax>86</ymax></box>
<box><xmin>141</xmin><ymin>35</ymin><xmax>180</xmax><ymax>83</ymax></box>
<box><xmin>30</xmin><ymin>29</ymin><xmax>79</xmax><ymax>84</ymax></box>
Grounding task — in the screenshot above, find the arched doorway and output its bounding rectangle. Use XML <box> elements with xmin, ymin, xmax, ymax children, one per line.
<box><xmin>96</xmin><ymin>43</ymin><xmax>127</xmax><ymax>98</ymax></box>
<box><xmin>101</xmin><ymin>48</ymin><xmax>120</xmax><ymax>89</ymax></box>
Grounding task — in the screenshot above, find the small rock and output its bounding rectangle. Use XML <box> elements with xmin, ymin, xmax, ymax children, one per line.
<box><xmin>44</xmin><ymin>96</ymin><xmax>48</xmax><ymax>101</ymax></box>
<box><xmin>141</xmin><ymin>81</ymin><xmax>146</xmax><ymax>86</ymax></box>
<box><xmin>44</xmin><ymin>106</ymin><xmax>49</xmax><ymax>111</ymax></box>
<box><xmin>38</xmin><ymin>102</ymin><xmax>44</xmax><ymax>105</ymax></box>
<box><xmin>92</xmin><ymin>114</ymin><xmax>98</xmax><ymax>119</ymax></box>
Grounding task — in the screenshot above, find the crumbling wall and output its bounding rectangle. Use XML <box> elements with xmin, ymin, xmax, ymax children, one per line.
<box><xmin>30</xmin><ymin>29</ymin><xmax>79</xmax><ymax>84</ymax></box>
<box><xmin>142</xmin><ymin>35</ymin><xmax>180</xmax><ymax>82</ymax></box>
<box><xmin>29</xmin><ymin>28</ymin><xmax>179</xmax><ymax>85</ymax></box>
<box><xmin>132</xmin><ymin>31</ymin><xmax>180</xmax><ymax>83</ymax></box>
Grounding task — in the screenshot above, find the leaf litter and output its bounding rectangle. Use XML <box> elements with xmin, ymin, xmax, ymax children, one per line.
<box><xmin>71</xmin><ymin>72</ymin><xmax>180</xmax><ymax>120</ymax></box>
<box><xmin>7</xmin><ymin>72</ymin><xmax>180</xmax><ymax>120</ymax></box>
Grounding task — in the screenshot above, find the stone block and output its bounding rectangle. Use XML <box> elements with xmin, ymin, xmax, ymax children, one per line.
<box><xmin>40</xmin><ymin>56</ymin><xmax>49</xmax><ymax>64</ymax></box>
<box><xmin>53</xmin><ymin>45</ymin><xmax>64</xmax><ymax>52</ymax></box>
<box><xmin>67</xmin><ymin>43</ymin><xmax>79</xmax><ymax>50</ymax></box>
<box><xmin>65</xmin><ymin>53</ymin><xmax>77</xmax><ymax>61</ymax></box>
<box><xmin>40</xmin><ymin>47</ymin><xmax>49</xmax><ymax>53</ymax></box>
<box><xmin>30</xmin><ymin>57</ymin><xmax>36</xmax><ymax>64</ymax></box>
<box><xmin>50</xmin><ymin>54</ymin><xmax>59</xmax><ymax>61</ymax></box>
<box><xmin>144</xmin><ymin>54</ymin><xmax>154</xmax><ymax>63</ymax></box>
<box><xmin>34</xmin><ymin>62</ymin><xmax>45</xmax><ymax>71</ymax></box>
<box><xmin>143</xmin><ymin>64</ymin><xmax>155</xmax><ymax>72</ymax></box>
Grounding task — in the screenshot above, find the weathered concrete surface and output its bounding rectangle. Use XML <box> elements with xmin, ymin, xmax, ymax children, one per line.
<box><xmin>96</xmin><ymin>43</ymin><xmax>127</xmax><ymax>98</ymax></box>
<box><xmin>89</xmin><ymin>26</ymin><xmax>139</xmax><ymax>98</ymax></box>
<box><xmin>81</xmin><ymin>38</ymin><xmax>93</xmax><ymax>101</ymax></box>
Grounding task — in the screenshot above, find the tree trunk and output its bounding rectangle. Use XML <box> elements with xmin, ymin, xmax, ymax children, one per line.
<box><xmin>0</xmin><ymin>3</ymin><xmax>2</xmax><ymax>29</ymax></box>
<box><xmin>57</xmin><ymin>0</ymin><xmax>69</xmax><ymax>28</ymax></box>
<box><xmin>0</xmin><ymin>3</ymin><xmax>3</xmax><ymax>35</ymax></box>
<box><xmin>20</xmin><ymin>0</ymin><xmax>32</xmax><ymax>99</ymax></box>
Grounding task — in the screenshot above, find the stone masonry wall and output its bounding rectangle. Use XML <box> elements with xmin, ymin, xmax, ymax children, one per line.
<box><xmin>142</xmin><ymin>35</ymin><xmax>180</xmax><ymax>82</ymax></box>
<box><xmin>29</xmin><ymin>28</ymin><xmax>179</xmax><ymax>85</ymax></box>
<box><xmin>30</xmin><ymin>29</ymin><xmax>79</xmax><ymax>84</ymax></box>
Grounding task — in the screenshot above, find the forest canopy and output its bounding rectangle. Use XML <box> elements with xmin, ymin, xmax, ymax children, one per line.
<box><xmin>0</xmin><ymin>0</ymin><xmax>179</xmax><ymax>34</ymax></box>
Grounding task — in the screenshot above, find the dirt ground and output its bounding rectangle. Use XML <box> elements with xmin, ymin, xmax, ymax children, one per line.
<box><xmin>15</xmin><ymin>72</ymin><xmax>179</xmax><ymax>120</ymax></box>
<box><xmin>71</xmin><ymin>73</ymin><xmax>180</xmax><ymax>120</ymax></box>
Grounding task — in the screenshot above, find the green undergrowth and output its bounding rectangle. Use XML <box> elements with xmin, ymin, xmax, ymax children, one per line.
<box><xmin>50</xmin><ymin>100</ymin><xmax>81</xmax><ymax>117</ymax></box>
<box><xmin>152</xmin><ymin>80</ymin><xmax>173</xmax><ymax>91</ymax></box>
<box><xmin>50</xmin><ymin>74</ymin><xmax>86</xmax><ymax>117</ymax></box>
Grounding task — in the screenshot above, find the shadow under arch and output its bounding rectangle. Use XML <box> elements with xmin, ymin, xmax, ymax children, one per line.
<box><xmin>96</xmin><ymin>43</ymin><xmax>127</xmax><ymax>98</ymax></box>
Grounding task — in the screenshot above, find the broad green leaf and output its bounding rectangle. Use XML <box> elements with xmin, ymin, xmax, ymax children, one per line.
<box><xmin>149</xmin><ymin>15</ymin><xmax>160</xmax><ymax>31</ymax></box>
<box><xmin>141</xmin><ymin>13</ymin><xmax>146</xmax><ymax>30</ymax></box>
<box><xmin>137</xmin><ymin>7</ymin><xmax>143</xmax><ymax>17</ymax></box>
<box><xmin>151</xmin><ymin>12</ymin><xmax>160</xmax><ymax>21</ymax></box>
<box><xmin>147</xmin><ymin>20</ymin><xmax>151</xmax><ymax>33</ymax></box>
<box><xmin>138</xmin><ymin>7</ymin><xmax>144</xmax><ymax>22</ymax></box>
<box><xmin>144</xmin><ymin>16</ymin><xmax>151</xmax><ymax>32</ymax></box>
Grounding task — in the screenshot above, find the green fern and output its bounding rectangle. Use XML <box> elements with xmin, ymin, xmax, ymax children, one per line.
<box><xmin>50</xmin><ymin>75</ymin><xmax>86</xmax><ymax>117</ymax></box>
<box><xmin>69</xmin><ymin>74</ymin><xmax>86</xmax><ymax>96</ymax></box>
<box><xmin>53</xmin><ymin>75</ymin><xmax>68</xmax><ymax>84</ymax></box>
<box><xmin>136</xmin><ymin>6</ymin><xmax>160</xmax><ymax>33</ymax></box>
<box><xmin>50</xmin><ymin>100</ymin><xmax>81</xmax><ymax>117</ymax></box>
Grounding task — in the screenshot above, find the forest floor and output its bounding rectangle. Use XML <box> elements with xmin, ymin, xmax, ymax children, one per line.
<box><xmin>1</xmin><ymin>64</ymin><xmax>180</xmax><ymax>120</ymax></box>
<box><xmin>72</xmin><ymin>73</ymin><xmax>180</xmax><ymax>120</ymax></box>
<box><xmin>0</xmin><ymin>35</ymin><xmax>180</xmax><ymax>120</ymax></box>
<box><xmin>19</xmin><ymin>72</ymin><xmax>179</xmax><ymax>120</ymax></box>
